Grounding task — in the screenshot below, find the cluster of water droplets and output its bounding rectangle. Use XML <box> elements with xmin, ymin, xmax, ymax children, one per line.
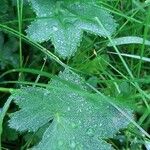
<box><xmin>9</xmin><ymin>87</ymin><xmax>55</xmax><ymax>132</ymax></box>
<box><xmin>28</xmin><ymin>0</ymin><xmax>55</xmax><ymax>17</ymax></box>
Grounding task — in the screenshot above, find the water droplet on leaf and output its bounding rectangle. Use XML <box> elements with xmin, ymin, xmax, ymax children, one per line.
<box><xmin>58</xmin><ymin>140</ymin><xmax>63</xmax><ymax>146</ymax></box>
<box><xmin>86</xmin><ymin>128</ymin><xmax>94</xmax><ymax>136</ymax></box>
<box><xmin>53</xmin><ymin>26</ymin><xmax>58</xmax><ymax>31</ymax></box>
<box><xmin>70</xmin><ymin>141</ymin><xmax>76</xmax><ymax>148</ymax></box>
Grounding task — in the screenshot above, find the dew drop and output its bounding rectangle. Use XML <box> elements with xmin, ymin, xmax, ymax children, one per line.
<box><xmin>58</xmin><ymin>140</ymin><xmax>63</xmax><ymax>146</ymax></box>
<box><xmin>70</xmin><ymin>141</ymin><xmax>76</xmax><ymax>148</ymax></box>
<box><xmin>78</xmin><ymin>109</ymin><xmax>82</xmax><ymax>112</ymax></box>
<box><xmin>86</xmin><ymin>128</ymin><xmax>94</xmax><ymax>136</ymax></box>
<box><xmin>71</xmin><ymin>123</ymin><xmax>77</xmax><ymax>128</ymax></box>
<box><xmin>106</xmin><ymin>105</ymin><xmax>110</xmax><ymax>109</ymax></box>
<box><xmin>44</xmin><ymin>91</ymin><xmax>49</xmax><ymax>96</ymax></box>
<box><xmin>53</xmin><ymin>26</ymin><xmax>58</xmax><ymax>31</ymax></box>
<box><xmin>46</xmin><ymin>134</ymin><xmax>50</xmax><ymax>138</ymax></box>
<box><xmin>43</xmin><ymin>13</ymin><xmax>47</xmax><ymax>17</ymax></box>
<box><xmin>78</xmin><ymin>120</ymin><xmax>81</xmax><ymax>124</ymax></box>
<box><xmin>67</xmin><ymin>107</ymin><xmax>71</xmax><ymax>111</ymax></box>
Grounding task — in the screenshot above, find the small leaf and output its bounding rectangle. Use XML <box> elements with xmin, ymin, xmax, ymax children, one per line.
<box><xmin>27</xmin><ymin>0</ymin><xmax>117</xmax><ymax>58</ymax></box>
<box><xmin>9</xmin><ymin>69</ymin><xmax>132</xmax><ymax>150</ymax></box>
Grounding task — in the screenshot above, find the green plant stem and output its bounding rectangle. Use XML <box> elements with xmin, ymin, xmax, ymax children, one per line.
<box><xmin>0</xmin><ymin>87</ymin><xmax>14</xmax><ymax>93</ymax></box>
<box><xmin>0</xmin><ymin>68</ymin><xmax>52</xmax><ymax>79</ymax></box>
<box><xmin>17</xmin><ymin>0</ymin><xmax>23</xmax><ymax>69</ymax></box>
<box><xmin>137</xmin><ymin>6</ymin><xmax>150</xmax><ymax>77</ymax></box>
<box><xmin>34</xmin><ymin>56</ymin><xmax>47</xmax><ymax>87</ymax></box>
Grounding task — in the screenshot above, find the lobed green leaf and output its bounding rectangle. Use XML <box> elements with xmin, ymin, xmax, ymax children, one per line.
<box><xmin>27</xmin><ymin>0</ymin><xmax>117</xmax><ymax>58</ymax></box>
<box><xmin>9</xmin><ymin>69</ymin><xmax>132</xmax><ymax>150</ymax></box>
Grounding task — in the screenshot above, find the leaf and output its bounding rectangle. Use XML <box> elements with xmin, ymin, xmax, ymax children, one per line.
<box><xmin>26</xmin><ymin>0</ymin><xmax>117</xmax><ymax>58</ymax></box>
<box><xmin>0</xmin><ymin>32</ymin><xmax>19</xmax><ymax>69</ymax></box>
<box><xmin>0</xmin><ymin>0</ymin><xmax>8</xmax><ymax>14</ymax></box>
<box><xmin>0</xmin><ymin>0</ymin><xmax>14</xmax><ymax>22</ymax></box>
<box><xmin>107</xmin><ymin>36</ymin><xmax>150</xmax><ymax>47</ymax></box>
<box><xmin>9</xmin><ymin>69</ymin><xmax>132</xmax><ymax>150</ymax></box>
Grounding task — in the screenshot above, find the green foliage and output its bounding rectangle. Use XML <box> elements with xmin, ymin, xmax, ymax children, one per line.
<box><xmin>76</xmin><ymin>54</ymin><xmax>109</xmax><ymax>74</ymax></box>
<box><xmin>0</xmin><ymin>1</ymin><xmax>150</xmax><ymax>150</ymax></box>
<box><xmin>0</xmin><ymin>32</ymin><xmax>19</xmax><ymax>69</ymax></box>
<box><xmin>0</xmin><ymin>0</ymin><xmax>16</xmax><ymax>23</ymax></box>
<box><xmin>27</xmin><ymin>0</ymin><xmax>117</xmax><ymax>58</ymax></box>
<box><xmin>2</xmin><ymin>119</ymin><xmax>18</xmax><ymax>142</ymax></box>
<box><xmin>0</xmin><ymin>0</ymin><xmax>8</xmax><ymax>14</ymax></box>
<box><xmin>9</xmin><ymin>70</ymin><xmax>131</xmax><ymax>150</ymax></box>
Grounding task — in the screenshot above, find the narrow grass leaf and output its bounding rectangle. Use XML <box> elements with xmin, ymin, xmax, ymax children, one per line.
<box><xmin>108</xmin><ymin>36</ymin><xmax>150</xmax><ymax>46</ymax></box>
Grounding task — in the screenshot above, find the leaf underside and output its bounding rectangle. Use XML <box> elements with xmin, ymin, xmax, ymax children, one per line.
<box><xmin>9</xmin><ymin>69</ymin><xmax>131</xmax><ymax>150</ymax></box>
<box><xmin>26</xmin><ymin>0</ymin><xmax>117</xmax><ymax>58</ymax></box>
